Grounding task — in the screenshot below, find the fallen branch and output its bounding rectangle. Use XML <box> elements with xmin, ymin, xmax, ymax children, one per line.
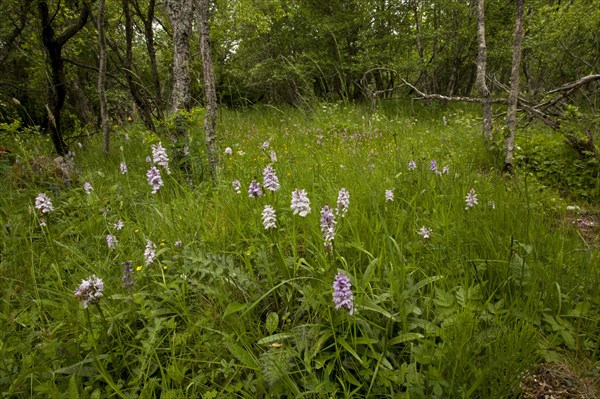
<box><xmin>401</xmin><ymin>78</ymin><xmax>507</xmax><ymax>104</ymax></box>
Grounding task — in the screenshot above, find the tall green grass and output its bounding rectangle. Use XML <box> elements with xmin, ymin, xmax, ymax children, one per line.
<box><xmin>1</xmin><ymin>102</ymin><xmax>598</xmax><ymax>398</ymax></box>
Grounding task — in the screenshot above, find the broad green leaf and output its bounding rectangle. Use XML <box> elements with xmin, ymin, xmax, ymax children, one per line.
<box><xmin>337</xmin><ymin>338</ymin><xmax>364</xmax><ymax>365</ymax></box>
<box><xmin>224</xmin><ymin>301</ymin><xmax>247</xmax><ymax>317</ymax></box>
<box><xmin>388</xmin><ymin>333</ymin><xmax>424</xmax><ymax>346</ymax></box>
<box><xmin>265</xmin><ymin>311</ymin><xmax>279</xmax><ymax>334</ymax></box>
<box><xmin>257</xmin><ymin>332</ymin><xmax>294</xmax><ymax>345</ymax></box>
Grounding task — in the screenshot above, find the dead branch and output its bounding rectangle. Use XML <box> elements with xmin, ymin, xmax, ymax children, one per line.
<box><xmin>400</xmin><ymin>78</ymin><xmax>506</xmax><ymax>104</ymax></box>
<box><xmin>546</xmin><ymin>74</ymin><xmax>600</xmax><ymax>95</ymax></box>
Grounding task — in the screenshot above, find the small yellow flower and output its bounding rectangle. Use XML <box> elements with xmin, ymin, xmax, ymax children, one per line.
<box><xmin>163</xmin><ymin>265</ymin><xmax>168</xmax><ymax>270</ymax></box>
<box><xmin>135</xmin><ymin>229</ymin><xmax>139</xmax><ymax>233</ymax></box>
<box><xmin>160</xmin><ymin>242</ymin><xmax>165</xmax><ymax>247</ymax></box>
<box><xmin>136</xmin><ymin>266</ymin><xmax>143</xmax><ymax>271</ymax></box>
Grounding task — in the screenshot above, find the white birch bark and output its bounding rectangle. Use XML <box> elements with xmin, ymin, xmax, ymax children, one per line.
<box><xmin>475</xmin><ymin>0</ymin><xmax>493</xmax><ymax>147</ymax></box>
<box><xmin>504</xmin><ymin>0</ymin><xmax>525</xmax><ymax>172</ymax></box>
<box><xmin>198</xmin><ymin>0</ymin><xmax>218</xmax><ymax>180</ymax></box>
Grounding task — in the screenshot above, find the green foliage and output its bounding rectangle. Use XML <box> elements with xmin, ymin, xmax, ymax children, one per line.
<box><xmin>517</xmin><ymin>127</ymin><xmax>599</xmax><ymax>202</ymax></box>
<box><xmin>1</xmin><ymin>104</ymin><xmax>599</xmax><ymax>397</ymax></box>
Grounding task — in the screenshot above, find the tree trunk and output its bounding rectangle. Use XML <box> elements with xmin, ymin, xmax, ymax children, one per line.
<box><xmin>122</xmin><ymin>0</ymin><xmax>155</xmax><ymax>132</ymax></box>
<box><xmin>98</xmin><ymin>0</ymin><xmax>110</xmax><ymax>156</ymax></box>
<box><xmin>38</xmin><ymin>0</ymin><xmax>90</xmax><ymax>156</ymax></box>
<box><xmin>198</xmin><ymin>0</ymin><xmax>218</xmax><ymax>180</ymax></box>
<box><xmin>166</xmin><ymin>0</ymin><xmax>192</xmax><ymax>115</ymax></box>
<box><xmin>166</xmin><ymin>0</ymin><xmax>193</xmax><ymax>169</ymax></box>
<box><xmin>132</xmin><ymin>0</ymin><xmax>164</xmax><ymax>119</ymax></box>
<box><xmin>504</xmin><ymin>0</ymin><xmax>525</xmax><ymax>172</ymax></box>
<box><xmin>475</xmin><ymin>0</ymin><xmax>493</xmax><ymax>147</ymax></box>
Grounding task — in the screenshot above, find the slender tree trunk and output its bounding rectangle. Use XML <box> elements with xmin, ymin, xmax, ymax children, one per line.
<box><xmin>122</xmin><ymin>0</ymin><xmax>155</xmax><ymax>132</ymax></box>
<box><xmin>475</xmin><ymin>0</ymin><xmax>493</xmax><ymax>147</ymax></box>
<box><xmin>38</xmin><ymin>0</ymin><xmax>90</xmax><ymax>156</ymax></box>
<box><xmin>98</xmin><ymin>0</ymin><xmax>110</xmax><ymax>156</ymax></box>
<box><xmin>504</xmin><ymin>0</ymin><xmax>525</xmax><ymax>172</ymax></box>
<box><xmin>132</xmin><ymin>0</ymin><xmax>163</xmax><ymax>119</ymax></box>
<box><xmin>198</xmin><ymin>0</ymin><xmax>218</xmax><ymax>180</ymax></box>
<box><xmin>166</xmin><ymin>0</ymin><xmax>193</xmax><ymax>170</ymax></box>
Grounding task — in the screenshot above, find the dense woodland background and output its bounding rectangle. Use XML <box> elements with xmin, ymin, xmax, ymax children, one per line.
<box><xmin>0</xmin><ymin>1</ymin><xmax>597</xmax><ymax>121</ymax></box>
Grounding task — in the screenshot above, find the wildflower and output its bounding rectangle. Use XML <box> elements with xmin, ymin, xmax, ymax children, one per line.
<box><xmin>443</xmin><ymin>165</ymin><xmax>450</xmax><ymax>174</ymax></box>
<box><xmin>106</xmin><ymin>234</ymin><xmax>117</xmax><ymax>250</ymax></box>
<box><xmin>144</xmin><ymin>240</ymin><xmax>156</xmax><ymax>265</ymax></box>
<box><xmin>408</xmin><ymin>160</ymin><xmax>417</xmax><ymax>171</ymax></box>
<box><xmin>35</xmin><ymin>193</ymin><xmax>54</xmax><ymax>214</ymax></box>
<box><xmin>145</xmin><ymin>155</ymin><xmax>152</xmax><ymax>164</ymax></box>
<box><xmin>224</xmin><ymin>147</ymin><xmax>233</xmax><ymax>156</ymax></box>
<box><xmin>74</xmin><ymin>275</ymin><xmax>104</xmax><ymax>308</ymax></box>
<box><xmin>120</xmin><ymin>162</ymin><xmax>128</xmax><ymax>174</ymax></box>
<box><xmin>417</xmin><ymin>226</ymin><xmax>432</xmax><ymax>239</ymax></box>
<box><xmin>291</xmin><ymin>189</ymin><xmax>311</xmax><ymax>217</ymax></box>
<box><xmin>336</xmin><ymin>188</ymin><xmax>350</xmax><ymax>217</ymax></box>
<box><xmin>385</xmin><ymin>189</ymin><xmax>394</xmax><ymax>202</ymax></box>
<box><xmin>84</xmin><ymin>182</ymin><xmax>93</xmax><ymax>194</ymax></box>
<box><xmin>320</xmin><ymin>205</ymin><xmax>336</xmax><ymax>249</ymax></box>
<box><xmin>430</xmin><ymin>159</ymin><xmax>437</xmax><ymax>172</ymax></box>
<box><xmin>136</xmin><ymin>265</ymin><xmax>142</xmax><ymax>271</ymax></box>
<box><xmin>263</xmin><ymin>165</ymin><xmax>281</xmax><ymax>192</ymax></box>
<box><xmin>248</xmin><ymin>180</ymin><xmax>262</xmax><ymax>198</ymax></box>
<box><xmin>262</xmin><ymin>205</ymin><xmax>277</xmax><ymax>230</ymax></box>
<box><xmin>114</xmin><ymin>219</ymin><xmax>124</xmax><ymax>231</ymax></box>
<box><xmin>269</xmin><ymin>149</ymin><xmax>277</xmax><ymax>163</ymax></box>
<box><xmin>146</xmin><ymin>166</ymin><xmax>163</xmax><ymax>194</ymax></box>
<box><xmin>77</xmin><ymin>142</ymin><xmax>83</xmax><ymax>149</ymax></box>
<box><xmin>174</xmin><ymin>240</ymin><xmax>182</xmax><ymax>247</ymax></box>
<box><xmin>121</xmin><ymin>261</ymin><xmax>134</xmax><ymax>290</ymax></box>
<box><xmin>237</xmin><ymin>150</ymin><xmax>245</xmax><ymax>156</ymax></box>
<box><xmin>232</xmin><ymin>179</ymin><xmax>241</xmax><ymax>194</ymax></box>
<box><xmin>332</xmin><ymin>272</ymin><xmax>354</xmax><ymax>314</ymax></box>
<box><xmin>151</xmin><ymin>142</ymin><xmax>171</xmax><ymax>174</ymax></box>
<box><xmin>261</xmin><ymin>140</ymin><xmax>270</xmax><ymax>150</ymax></box>
<box><xmin>465</xmin><ymin>188</ymin><xmax>478</xmax><ymax>210</ymax></box>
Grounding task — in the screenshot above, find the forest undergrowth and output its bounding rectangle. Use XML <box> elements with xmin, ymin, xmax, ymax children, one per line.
<box><xmin>1</xmin><ymin>102</ymin><xmax>598</xmax><ymax>398</ymax></box>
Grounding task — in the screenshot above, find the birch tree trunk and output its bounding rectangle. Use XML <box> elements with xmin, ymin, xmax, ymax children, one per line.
<box><xmin>504</xmin><ymin>0</ymin><xmax>525</xmax><ymax>172</ymax></box>
<box><xmin>166</xmin><ymin>0</ymin><xmax>193</xmax><ymax>168</ymax></box>
<box><xmin>475</xmin><ymin>0</ymin><xmax>493</xmax><ymax>148</ymax></box>
<box><xmin>198</xmin><ymin>0</ymin><xmax>218</xmax><ymax>180</ymax></box>
<box><xmin>166</xmin><ymin>0</ymin><xmax>192</xmax><ymax>114</ymax></box>
<box><xmin>98</xmin><ymin>0</ymin><xmax>110</xmax><ymax>156</ymax></box>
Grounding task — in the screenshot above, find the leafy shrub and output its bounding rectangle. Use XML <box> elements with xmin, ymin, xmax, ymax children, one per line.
<box><xmin>517</xmin><ymin>130</ymin><xmax>599</xmax><ymax>202</ymax></box>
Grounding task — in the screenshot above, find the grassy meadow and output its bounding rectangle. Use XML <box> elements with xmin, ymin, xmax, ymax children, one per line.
<box><xmin>1</xmin><ymin>102</ymin><xmax>599</xmax><ymax>398</ymax></box>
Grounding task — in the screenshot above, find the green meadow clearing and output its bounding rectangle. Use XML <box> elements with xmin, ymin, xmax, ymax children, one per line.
<box><xmin>1</xmin><ymin>102</ymin><xmax>598</xmax><ymax>398</ymax></box>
